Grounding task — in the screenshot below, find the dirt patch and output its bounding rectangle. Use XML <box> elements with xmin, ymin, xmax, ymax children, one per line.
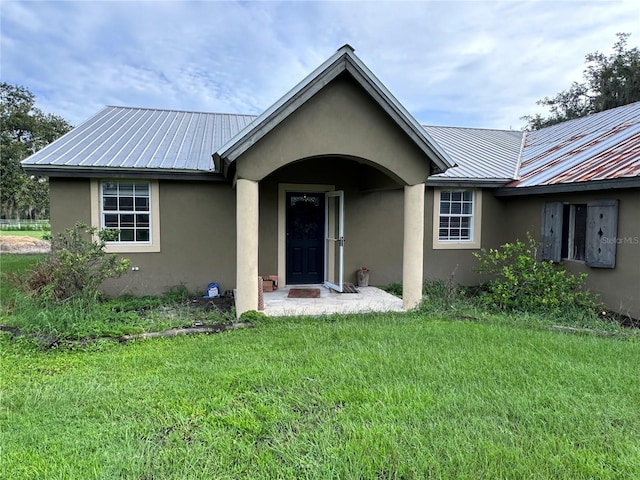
<box><xmin>0</xmin><ymin>235</ymin><xmax>50</xmax><ymax>254</ymax></box>
<box><xmin>188</xmin><ymin>295</ymin><xmax>235</xmax><ymax>314</ymax></box>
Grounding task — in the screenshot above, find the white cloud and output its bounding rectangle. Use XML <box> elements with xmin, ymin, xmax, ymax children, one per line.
<box><xmin>1</xmin><ymin>0</ymin><xmax>638</xmax><ymax>129</ymax></box>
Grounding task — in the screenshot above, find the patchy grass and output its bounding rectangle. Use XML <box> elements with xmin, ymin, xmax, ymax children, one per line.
<box><xmin>1</xmin><ymin>315</ymin><xmax>639</xmax><ymax>479</ymax></box>
<box><xmin>1</xmin><ymin>255</ymin><xmax>233</xmax><ymax>343</ymax></box>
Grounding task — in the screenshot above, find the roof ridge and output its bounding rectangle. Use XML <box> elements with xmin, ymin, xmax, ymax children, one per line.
<box><xmin>536</xmin><ymin>100</ymin><xmax>640</xmax><ymax>132</ymax></box>
<box><xmin>423</xmin><ymin>124</ymin><xmax>521</xmax><ymax>134</ymax></box>
<box><xmin>105</xmin><ymin>105</ymin><xmax>259</xmax><ymax>118</ymax></box>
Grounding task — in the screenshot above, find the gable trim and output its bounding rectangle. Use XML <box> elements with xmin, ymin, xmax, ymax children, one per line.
<box><xmin>214</xmin><ymin>45</ymin><xmax>455</xmax><ymax>177</ymax></box>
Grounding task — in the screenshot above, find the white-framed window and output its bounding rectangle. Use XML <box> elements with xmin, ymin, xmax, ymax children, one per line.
<box><xmin>91</xmin><ymin>179</ymin><xmax>161</xmax><ymax>253</ymax></box>
<box><xmin>102</xmin><ymin>181</ymin><xmax>151</xmax><ymax>243</ymax></box>
<box><xmin>433</xmin><ymin>188</ymin><xmax>482</xmax><ymax>249</ymax></box>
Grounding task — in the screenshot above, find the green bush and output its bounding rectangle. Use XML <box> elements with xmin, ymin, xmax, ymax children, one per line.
<box><xmin>25</xmin><ymin>222</ymin><xmax>130</xmax><ymax>303</ymax></box>
<box><xmin>239</xmin><ymin>310</ymin><xmax>267</xmax><ymax>324</ymax></box>
<box><xmin>473</xmin><ymin>235</ymin><xmax>601</xmax><ymax>315</ymax></box>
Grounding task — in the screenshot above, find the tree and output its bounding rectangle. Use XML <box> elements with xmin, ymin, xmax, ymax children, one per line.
<box><xmin>523</xmin><ymin>33</ymin><xmax>640</xmax><ymax>130</ymax></box>
<box><xmin>0</xmin><ymin>83</ymin><xmax>72</xmax><ymax>220</ymax></box>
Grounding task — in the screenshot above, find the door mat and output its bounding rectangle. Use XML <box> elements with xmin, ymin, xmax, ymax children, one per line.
<box><xmin>341</xmin><ymin>283</ymin><xmax>359</xmax><ymax>293</ymax></box>
<box><xmin>288</xmin><ymin>288</ymin><xmax>321</xmax><ymax>298</ymax></box>
<box><xmin>329</xmin><ymin>283</ymin><xmax>359</xmax><ymax>294</ymax></box>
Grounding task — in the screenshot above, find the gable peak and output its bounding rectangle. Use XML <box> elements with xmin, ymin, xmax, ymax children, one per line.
<box><xmin>338</xmin><ymin>44</ymin><xmax>355</xmax><ymax>54</ymax></box>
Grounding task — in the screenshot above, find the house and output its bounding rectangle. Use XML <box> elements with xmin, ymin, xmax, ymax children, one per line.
<box><xmin>21</xmin><ymin>45</ymin><xmax>640</xmax><ymax>318</ymax></box>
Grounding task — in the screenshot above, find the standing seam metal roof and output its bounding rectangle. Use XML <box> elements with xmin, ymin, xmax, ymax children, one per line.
<box><xmin>424</xmin><ymin>126</ymin><xmax>523</xmax><ymax>180</ymax></box>
<box><xmin>508</xmin><ymin>101</ymin><xmax>640</xmax><ymax>187</ymax></box>
<box><xmin>21</xmin><ymin>106</ymin><xmax>257</xmax><ymax>172</ymax></box>
<box><xmin>20</xmin><ymin>88</ymin><xmax>640</xmax><ymax>187</ymax></box>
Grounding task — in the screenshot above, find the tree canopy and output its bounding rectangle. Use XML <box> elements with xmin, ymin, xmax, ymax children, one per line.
<box><xmin>0</xmin><ymin>83</ymin><xmax>72</xmax><ymax>220</ymax></box>
<box><xmin>523</xmin><ymin>33</ymin><xmax>640</xmax><ymax>130</ymax></box>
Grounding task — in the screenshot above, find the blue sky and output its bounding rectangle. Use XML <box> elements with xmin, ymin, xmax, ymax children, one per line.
<box><xmin>2</xmin><ymin>0</ymin><xmax>638</xmax><ymax>129</ymax></box>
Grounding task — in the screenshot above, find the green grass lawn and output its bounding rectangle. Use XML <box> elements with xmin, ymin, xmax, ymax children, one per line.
<box><xmin>2</xmin><ymin>314</ymin><xmax>639</xmax><ymax>479</ymax></box>
<box><xmin>0</xmin><ymin>230</ymin><xmax>48</xmax><ymax>239</ymax></box>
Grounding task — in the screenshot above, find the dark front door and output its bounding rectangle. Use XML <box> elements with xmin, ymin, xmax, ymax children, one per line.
<box><xmin>286</xmin><ymin>192</ymin><xmax>325</xmax><ymax>284</ymax></box>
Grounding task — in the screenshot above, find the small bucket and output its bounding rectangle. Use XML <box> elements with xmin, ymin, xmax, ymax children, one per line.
<box><xmin>204</xmin><ymin>282</ymin><xmax>220</xmax><ymax>298</ymax></box>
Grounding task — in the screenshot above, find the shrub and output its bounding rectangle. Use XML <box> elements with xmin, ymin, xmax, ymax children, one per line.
<box><xmin>239</xmin><ymin>310</ymin><xmax>267</xmax><ymax>324</ymax></box>
<box><xmin>473</xmin><ymin>234</ymin><xmax>601</xmax><ymax>315</ymax></box>
<box><xmin>25</xmin><ymin>222</ymin><xmax>130</xmax><ymax>303</ymax></box>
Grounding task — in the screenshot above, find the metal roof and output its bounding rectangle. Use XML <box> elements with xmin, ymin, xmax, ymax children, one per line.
<box><xmin>21</xmin><ymin>106</ymin><xmax>256</xmax><ymax>172</ymax></box>
<box><xmin>424</xmin><ymin>126</ymin><xmax>523</xmax><ymax>183</ymax></box>
<box><xmin>508</xmin><ymin>101</ymin><xmax>640</xmax><ymax>188</ymax></box>
<box><xmin>20</xmin><ymin>62</ymin><xmax>639</xmax><ymax>189</ymax></box>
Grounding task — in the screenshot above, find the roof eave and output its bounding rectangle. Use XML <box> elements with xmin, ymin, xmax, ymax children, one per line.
<box><xmin>494</xmin><ymin>177</ymin><xmax>640</xmax><ymax>197</ymax></box>
<box><xmin>426</xmin><ymin>177</ymin><xmax>513</xmax><ymax>188</ymax></box>
<box><xmin>21</xmin><ymin>164</ymin><xmax>227</xmax><ymax>182</ymax></box>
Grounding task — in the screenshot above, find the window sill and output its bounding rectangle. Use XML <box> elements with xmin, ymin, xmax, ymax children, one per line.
<box><xmin>104</xmin><ymin>243</ymin><xmax>160</xmax><ymax>254</ymax></box>
<box><xmin>433</xmin><ymin>240</ymin><xmax>481</xmax><ymax>250</ymax></box>
<box><xmin>561</xmin><ymin>258</ymin><xmax>586</xmax><ymax>265</ymax></box>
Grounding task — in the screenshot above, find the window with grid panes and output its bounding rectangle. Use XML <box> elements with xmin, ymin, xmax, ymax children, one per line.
<box><xmin>101</xmin><ymin>181</ymin><xmax>151</xmax><ymax>242</ymax></box>
<box><xmin>438</xmin><ymin>190</ymin><xmax>474</xmax><ymax>241</ymax></box>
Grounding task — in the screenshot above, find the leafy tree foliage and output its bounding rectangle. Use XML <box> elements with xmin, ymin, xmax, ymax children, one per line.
<box><xmin>0</xmin><ymin>83</ymin><xmax>72</xmax><ymax>220</ymax></box>
<box><xmin>523</xmin><ymin>33</ymin><xmax>640</xmax><ymax>130</ymax></box>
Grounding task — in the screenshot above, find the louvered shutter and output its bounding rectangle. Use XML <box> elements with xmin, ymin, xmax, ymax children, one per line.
<box><xmin>586</xmin><ymin>200</ymin><xmax>618</xmax><ymax>268</ymax></box>
<box><xmin>540</xmin><ymin>202</ymin><xmax>563</xmax><ymax>262</ymax></box>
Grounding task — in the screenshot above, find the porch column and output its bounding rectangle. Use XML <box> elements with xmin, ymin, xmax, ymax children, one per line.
<box><xmin>236</xmin><ymin>178</ymin><xmax>259</xmax><ymax>317</ymax></box>
<box><xmin>402</xmin><ymin>183</ymin><xmax>425</xmax><ymax>309</ymax></box>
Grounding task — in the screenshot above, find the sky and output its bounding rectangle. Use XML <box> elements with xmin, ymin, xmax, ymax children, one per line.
<box><xmin>2</xmin><ymin>0</ymin><xmax>639</xmax><ymax>130</ymax></box>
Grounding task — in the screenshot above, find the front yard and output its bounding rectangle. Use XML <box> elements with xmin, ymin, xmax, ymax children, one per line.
<box><xmin>1</xmin><ymin>253</ymin><xmax>639</xmax><ymax>478</ymax></box>
<box><xmin>2</xmin><ymin>313</ymin><xmax>639</xmax><ymax>479</ymax></box>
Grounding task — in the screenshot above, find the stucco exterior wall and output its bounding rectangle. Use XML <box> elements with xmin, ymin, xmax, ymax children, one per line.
<box><xmin>502</xmin><ymin>188</ymin><xmax>640</xmax><ymax>318</ymax></box>
<box><xmin>235</xmin><ymin>74</ymin><xmax>431</xmax><ymax>185</ymax></box>
<box><xmin>50</xmin><ymin>178</ymin><xmax>237</xmax><ymax>296</ymax></box>
<box><xmin>422</xmin><ymin>188</ymin><xmax>508</xmax><ymax>285</ymax></box>
<box><xmin>49</xmin><ymin>178</ymin><xmax>93</xmax><ymax>231</ymax></box>
<box><xmin>257</xmin><ymin>173</ymin><xmax>512</xmax><ymax>288</ymax></box>
<box><xmin>258</xmin><ymin>157</ymin><xmax>391</xmax><ymax>283</ymax></box>
<box><xmin>52</xmin><ymin>175</ymin><xmax>636</xmax><ymax>317</ymax></box>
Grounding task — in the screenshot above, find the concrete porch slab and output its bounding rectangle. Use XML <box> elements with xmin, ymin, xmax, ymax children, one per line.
<box><xmin>262</xmin><ymin>284</ymin><xmax>405</xmax><ymax>317</ymax></box>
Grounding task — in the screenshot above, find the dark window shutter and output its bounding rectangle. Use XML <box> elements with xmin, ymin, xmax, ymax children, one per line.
<box><xmin>586</xmin><ymin>200</ymin><xmax>618</xmax><ymax>268</ymax></box>
<box><xmin>541</xmin><ymin>202</ymin><xmax>563</xmax><ymax>261</ymax></box>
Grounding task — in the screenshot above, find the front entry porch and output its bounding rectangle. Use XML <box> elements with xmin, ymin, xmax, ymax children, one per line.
<box><xmin>262</xmin><ymin>284</ymin><xmax>404</xmax><ymax>317</ymax></box>
<box><xmin>235</xmin><ymin>178</ymin><xmax>426</xmax><ymax>317</ymax></box>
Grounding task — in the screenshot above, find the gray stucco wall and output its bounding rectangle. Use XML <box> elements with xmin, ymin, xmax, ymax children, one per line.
<box><xmin>50</xmin><ymin>178</ymin><xmax>237</xmax><ymax>296</ymax></box>
<box><xmin>50</xmin><ymin>177</ymin><xmax>638</xmax><ymax>318</ymax></box>
<box><xmin>49</xmin><ymin>178</ymin><xmax>92</xmax><ymax>231</ymax></box>
<box><xmin>235</xmin><ymin>74</ymin><xmax>432</xmax><ymax>185</ymax></box>
<box><xmin>502</xmin><ymin>188</ymin><xmax>640</xmax><ymax>319</ymax></box>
